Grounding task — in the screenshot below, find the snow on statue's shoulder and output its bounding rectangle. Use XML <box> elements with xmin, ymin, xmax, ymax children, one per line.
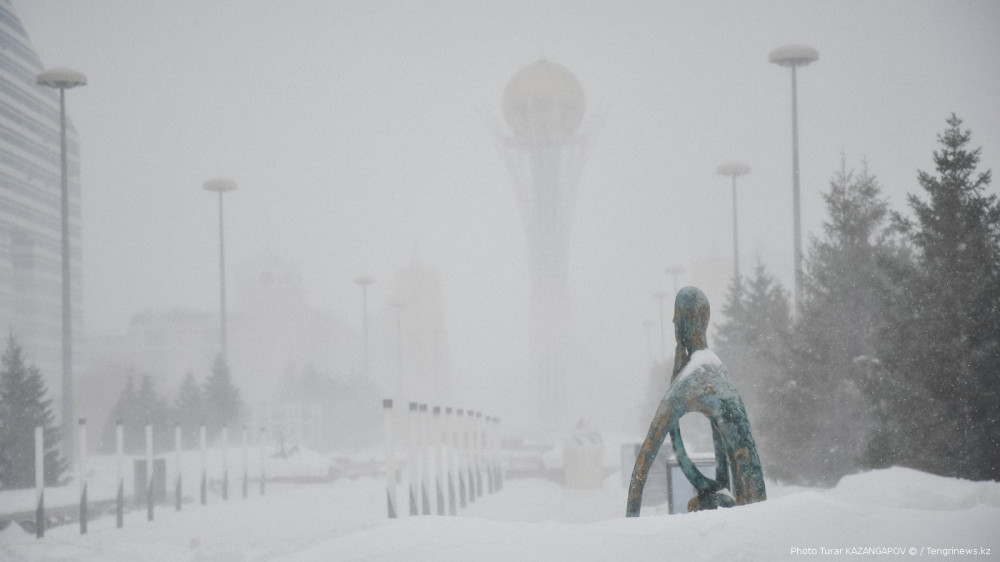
<box><xmin>676</xmin><ymin>349</ymin><xmax>723</xmax><ymax>381</ymax></box>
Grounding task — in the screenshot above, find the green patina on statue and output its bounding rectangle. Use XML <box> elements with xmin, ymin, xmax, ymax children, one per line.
<box><xmin>626</xmin><ymin>286</ymin><xmax>765</xmax><ymax>516</ymax></box>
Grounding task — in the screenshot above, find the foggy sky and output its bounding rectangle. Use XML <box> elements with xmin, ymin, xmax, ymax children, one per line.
<box><xmin>15</xmin><ymin>1</ymin><xmax>1000</xmax><ymax>427</ymax></box>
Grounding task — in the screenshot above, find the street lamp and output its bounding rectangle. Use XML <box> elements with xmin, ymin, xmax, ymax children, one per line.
<box><xmin>37</xmin><ymin>67</ymin><xmax>87</xmax><ymax>462</ymax></box>
<box><xmin>716</xmin><ymin>162</ymin><xmax>750</xmax><ymax>282</ymax></box>
<box><xmin>652</xmin><ymin>291</ymin><xmax>668</xmax><ymax>361</ymax></box>
<box><xmin>770</xmin><ymin>43</ymin><xmax>818</xmax><ymax>315</ymax></box>
<box><xmin>664</xmin><ymin>266</ymin><xmax>684</xmax><ymax>298</ymax></box>
<box><xmin>203</xmin><ymin>178</ymin><xmax>238</xmax><ymax>361</ymax></box>
<box><xmin>354</xmin><ymin>276</ymin><xmax>374</xmax><ymax>379</ymax></box>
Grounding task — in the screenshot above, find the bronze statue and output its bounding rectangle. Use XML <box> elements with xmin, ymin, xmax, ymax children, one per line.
<box><xmin>626</xmin><ymin>287</ymin><xmax>765</xmax><ymax>516</ymax></box>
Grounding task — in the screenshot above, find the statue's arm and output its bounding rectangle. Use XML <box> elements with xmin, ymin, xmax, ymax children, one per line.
<box><xmin>626</xmin><ymin>397</ymin><xmax>674</xmax><ymax>517</ymax></box>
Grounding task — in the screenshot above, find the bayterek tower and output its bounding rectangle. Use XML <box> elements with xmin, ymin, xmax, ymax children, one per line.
<box><xmin>499</xmin><ymin>60</ymin><xmax>590</xmax><ymax>431</ymax></box>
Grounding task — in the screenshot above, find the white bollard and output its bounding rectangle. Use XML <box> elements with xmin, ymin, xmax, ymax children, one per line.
<box><xmin>419</xmin><ymin>404</ymin><xmax>431</xmax><ymax>514</ymax></box>
<box><xmin>242</xmin><ymin>426</ymin><xmax>249</xmax><ymax>499</ymax></box>
<box><xmin>475</xmin><ymin>411</ymin><xmax>484</xmax><ymax>498</ymax></box>
<box><xmin>383</xmin><ymin>399</ymin><xmax>397</xmax><ymax>518</ymax></box>
<box><xmin>445</xmin><ymin>407</ymin><xmax>457</xmax><ymax>515</ymax></box>
<box><xmin>199</xmin><ymin>424</ymin><xmax>207</xmax><ymax>505</ymax></box>
<box><xmin>494</xmin><ymin>417</ymin><xmax>504</xmax><ymax>491</ymax></box>
<box><xmin>175</xmin><ymin>423</ymin><xmax>182</xmax><ymax>511</ymax></box>
<box><xmin>259</xmin><ymin>426</ymin><xmax>267</xmax><ymax>496</ymax></box>
<box><xmin>433</xmin><ymin>406</ymin><xmax>445</xmax><ymax>515</ymax></box>
<box><xmin>116</xmin><ymin>420</ymin><xmax>124</xmax><ymax>528</ymax></box>
<box><xmin>407</xmin><ymin>402</ymin><xmax>418</xmax><ymax>516</ymax></box>
<box><xmin>222</xmin><ymin>427</ymin><xmax>229</xmax><ymax>501</ymax></box>
<box><xmin>79</xmin><ymin>418</ymin><xmax>88</xmax><ymax>533</ymax></box>
<box><xmin>145</xmin><ymin>424</ymin><xmax>154</xmax><ymax>521</ymax></box>
<box><xmin>34</xmin><ymin>425</ymin><xmax>44</xmax><ymax>538</ymax></box>
<box><xmin>457</xmin><ymin>409</ymin><xmax>469</xmax><ymax>506</ymax></box>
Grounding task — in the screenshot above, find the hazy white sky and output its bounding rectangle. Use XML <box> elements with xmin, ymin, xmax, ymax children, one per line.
<box><xmin>15</xmin><ymin>1</ymin><xmax>1000</xmax><ymax>424</ymax></box>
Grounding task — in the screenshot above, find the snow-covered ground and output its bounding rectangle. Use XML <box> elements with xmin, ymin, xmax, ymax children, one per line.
<box><xmin>1</xmin><ymin>461</ymin><xmax>997</xmax><ymax>561</ymax></box>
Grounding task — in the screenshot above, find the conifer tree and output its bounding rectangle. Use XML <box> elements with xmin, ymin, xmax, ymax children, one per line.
<box><xmin>203</xmin><ymin>354</ymin><xmax>243</xmax><ymax>440</ymax></box>
<box><xmin>716</xmin><ymin>261</ymin><xmax>793</xmax><ymax>482</ymax></box>
<box><xmin>884</xmin><ymin>114</ymin><xmax>1000</xmax><ymax>480</ymax></box>
<box><xmin>0</xmin><ymin>335</ymin><xmax>66</xmax><ymax>489</ymax></box>
<box><xmin>786</xmin><ymin>156</ymin><xmax>897</xmax><ymax>484</ymax></box>
<box><xmin>174</xmin><ymin>371</ymin><xmax>204</xmax><ymax>447</ymax></box>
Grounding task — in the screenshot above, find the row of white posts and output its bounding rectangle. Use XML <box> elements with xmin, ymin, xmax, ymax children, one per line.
<box><xmin>382</xmin><ymin>400</ymin><xmax>503</xmax><ymax>518</ymax></box>
<box><xmin>31</xmin><ymin>419</ymin><xmax>266</xmax><ymax>539</ymax></box>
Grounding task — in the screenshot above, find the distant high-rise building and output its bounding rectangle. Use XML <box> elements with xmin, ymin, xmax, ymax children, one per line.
<box><xmin>0</xmin><ymin>0</ymin><xmax>83</xmax><ymax>388</ymax></box>
<box><xmin>498</xmin><ymin>60</ymin><xmax>590</xmax><ymax>431</ymax></box>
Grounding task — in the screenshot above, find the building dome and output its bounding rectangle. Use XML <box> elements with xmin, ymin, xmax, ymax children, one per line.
<box><xmin>503</xmin><ymin>59</ymin><xmax>585</xmax><ymax>140</ymax></box>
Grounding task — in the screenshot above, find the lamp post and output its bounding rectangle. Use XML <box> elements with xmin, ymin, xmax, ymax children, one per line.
<box><xmin>354</xmin><ymin>276</ymin><xmax>374</xmax><ymax>379</ymax></box>
<box><xmin>652</xmin><ymin>291</ymin><xmax>667</xmax><ymax>361</ymax></box>
<box><xmin>716</xmin><ymin>162</ymin><xmax>750</xmax><ymax>282</ymax></box>
<box><xmin>770</xmin><ymin>44</ymin><xmax>818</xmax><ymax>315</ymax></box>
<box><xmin>37</xmin><ymin>67</ymin><xmax>87</xmax><ymax>462</ymax></box>
<box><xmin>664</xmin><ymin>266</ymin><xmax>684</xmax><ymax>298</ymax></box>
<box><xmin>203</xmin><ymin>178</ymin><xmax>238</xmax><ymax>360</ymax></box>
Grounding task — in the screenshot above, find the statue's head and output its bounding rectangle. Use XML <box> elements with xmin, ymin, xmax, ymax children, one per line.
<box><xmin>674</xmin><ymin>286</ymin><xmax>710</xmax><ymax>352</ymax></box>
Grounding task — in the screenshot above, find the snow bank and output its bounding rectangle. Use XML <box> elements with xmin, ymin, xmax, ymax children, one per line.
<box><xmin>1</xmin><ymin>467</ymin><xmax>996</xmax><ymax>561</ymax></box>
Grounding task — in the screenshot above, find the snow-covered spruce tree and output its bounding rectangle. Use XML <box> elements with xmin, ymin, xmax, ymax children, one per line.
<box><xmin>137</xmin><ymin>373</ymin><xmax>172</xmax><ymax>453</ymax></box>
<box><xmin>0</xmin><ymin>334</ymin><xmax>66</xmax><ymax>489</ymax></box>
<box><xmin>173</xmin><ymin>371</ymin><xmax>204</xmax><ymax>448</ymax></box>
<box><xmin>781</xmin><ymin>156</ymin><xmax>900</xmax><ymax>485</ymax></box>
<box><xmin>203</xmin><ymin>353</ymin><xmax>244</xmax><ymax>441</ymax></box>
<box><xmin>883</xmin><ymin>114</ymin><xmax>1000</xmax><ymax>480</ymax></box>
<box><xmin>715</xmin><ymin>261</ymin><xmax>793</xmax><ymax>483</ymax></box>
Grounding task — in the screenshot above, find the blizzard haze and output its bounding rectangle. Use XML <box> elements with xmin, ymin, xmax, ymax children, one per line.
<box><xmin>14</xmin><ymin>1</ymin><xmax>1000</xmax><ymax>431</ymax></box>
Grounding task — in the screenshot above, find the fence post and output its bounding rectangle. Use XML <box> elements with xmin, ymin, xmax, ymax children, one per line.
<box><xmin>222</xmin><ymin>426</ymin><xmax>229</xmax><ymax>501</ymax></box>
<box><xmin>407</xmin><ymin>402</ymin><xmax>418</xmax><ymax>516</ymax></box>
<box><xmin>419</xmin><ymin>404</ymin><xmax>431</xmax><ymax>515</ymax></box>
<box><xmin>474</xmin><ymin>411</ymin><xmax>483</xmax><ymax>498</ymax></box>
<box><xmin>383</xmin><ymin>399</ymin><xmax>397</xmax><ymax>518</ymax></box>
<box><xmin>175</xmin><ymin>423</ymin><xmax>182</xmax><ymax>511</ymax></box>
<box><xmin>34</xmin><ymin>425</ymin><xmax>44</xmax><ymax>538</ymax></box>
<box><xmin>457</xmin><ymin>409</ymin><xmax>468</xmax><ymax>507</ymax></box>
<box><xmin>79</xmin><ymin>418</ymin><xmax>87</xmax><ymax>533</ymax></box>
<box><xmin>145</xmin><ymin>423</ymin><xmax>154</xmax><ymax>521</ymax></box>
<box><xmin>259</xmin><ymin>426</ymin><xmax>266</xmax><ymax>496</ymax></box>
<box><xmin>445</xmin><ymin>407</ymin><xmax>456</xmax><ymax>515</ymax></box>
<box><xmin>199</xmin><ymin>423</ymin><xmax>207</xmax><ymax>505</ymax></box>
<box><xmin>495</xmin><ymin>417</ymin><xmax>503</xmax><ymax>491</ymax></box>
<box><xmin>433</xmin><ymin>406</ymin><xmax>445</xmax><ymax>514</ymax></box>
<box><xmin>116</xmin><ymin>420</ymin><xmax>124</xmax><ymax>528</ymax></box>
<box><xmin>241</xmin><ymin>426</ymin><xmax>249</xmax><ymax>499</ymax></box>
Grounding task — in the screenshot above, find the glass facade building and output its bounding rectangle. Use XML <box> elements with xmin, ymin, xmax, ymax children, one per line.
<box><xmin>0</xmin><ymin>0</ymin><xmax>82</xmax><ymax>387</ymax></box>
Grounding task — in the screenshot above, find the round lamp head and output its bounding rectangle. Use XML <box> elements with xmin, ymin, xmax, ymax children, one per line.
<box><xmin>717</xmin><ymin>162</ymin><xmax>751</xmax><ymax>177</ymax></box>
<box><xmin>37</xmin><ymin>67</ymin><xmax>88</xmax><ymax>89</ymax></box>
<box><xmin>768</xmin><ymin>44</ymin><xmax>819</xmax><ymax>67</ymax></box>
<box><xmin>203</xmin><ymin>178</ymin><xmax>238</xmax><ymax>193</ymax></box>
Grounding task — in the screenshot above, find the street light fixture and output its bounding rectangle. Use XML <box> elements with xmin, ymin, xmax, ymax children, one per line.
<box><xmin>664</xmin><ymin>266</ymin><xmax>684</xmax><ymax>298</ymax></box>
<box><xmin>203</xmin><ymin>178</ymin><xmax>238</xmax><ymax>361</ymax></box>
<box><xmin>37</xmin><ymin>67</ymin><xmax>87</xmax><ymax>462</ymax></box>
<box><xmin>770</xmin><ymin>43</ymin><xmax>818</xmax><ymax>315</ymax></box>
<box><xmin>354</xmin><ymin>276</ymin><xmax>374</xmax><ymax>379</ymax></box>
<box><xmin>716</xmin><ymin>162</ymin><xmax>751</xmax><ymax>282</ymax></box>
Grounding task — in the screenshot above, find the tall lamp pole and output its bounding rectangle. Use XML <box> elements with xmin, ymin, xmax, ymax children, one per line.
<box><xmin>203</xmin><ymin>178</ymin><xmax>238</xmax><ymax>361</ymax></box>
<box><xmin>354</xmin><ymin>276</ymin><xmax>374</xmax><ymax>379</ymax></box>
<box><xmin>770</xmin><ymin>44</ymin><xmax>818</xmax><ymax>315</ymax></box>
<box><xmin>716</xmin><ymin>162</ymin><xmax>750</xmax><ymax>282</ymax></box>
<box><xmin>37</xmin><ymin>68</ymin><xmax>87</xmax><ymax>462</ymax></box>
<box><xmin>652</xmin><ymin>291</ymin><xmax>668</xmax><ymax>361</ymax></box>
<box><xmin>664</xmin><ymin>266</ymin><xmax>684</xmax><ymax>299</ymax></box>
